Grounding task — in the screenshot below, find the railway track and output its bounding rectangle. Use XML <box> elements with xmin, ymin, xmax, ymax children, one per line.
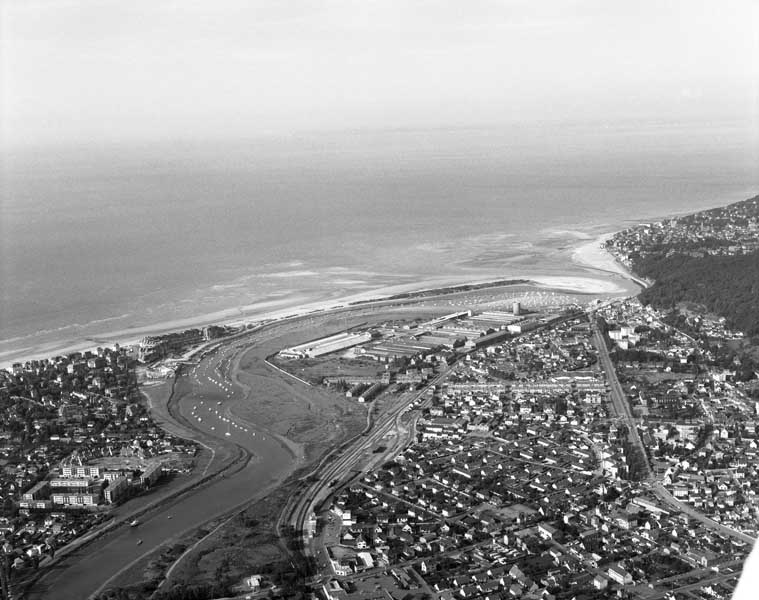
<box><xmin>279</xmin><ymin>368</ymin><xmax>451</xmax><ymax>577</ymax></box>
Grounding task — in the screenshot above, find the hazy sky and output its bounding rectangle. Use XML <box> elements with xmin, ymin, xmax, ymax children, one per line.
<box><xmin>2</xmin><ymin>0</ymin><xmax>757</xmax><ymax>147</ymax></box>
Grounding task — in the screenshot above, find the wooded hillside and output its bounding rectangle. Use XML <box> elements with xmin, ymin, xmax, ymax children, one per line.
<box><xmin>635</xmin><ymin>251</ymin><xmax>759</xmax><ymax>336</ymax></box>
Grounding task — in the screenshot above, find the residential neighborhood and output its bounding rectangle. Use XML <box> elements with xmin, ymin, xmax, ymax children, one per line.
<box><xmin>0</xmin><ymin>345</ymin><xmax>196</xmax><ymax>579</ymax></box>
<box><xmin>276</xmin><ymin>298</ymin><xmax>758</xmax><ymax>600</ymax></box>
<box><xmin>606</xmin><ymin>196</ymin><xmax>759</xmax><ymax>268</ymax></box>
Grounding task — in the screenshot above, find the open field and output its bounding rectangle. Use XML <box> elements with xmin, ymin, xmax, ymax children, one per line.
<box><xmin>233</xmin><ymin>328</ymin><xmax>371</xmax><ymax>462</ymax></box>
<box><xmin>161</xmin><ymin>482</ymin><xmax>299</xmax><ymax>593</ymax></box>
<box><xmin>272</xmin><ymin>355</ymin><xmax>385</xmax><ymax>386</ymax></box>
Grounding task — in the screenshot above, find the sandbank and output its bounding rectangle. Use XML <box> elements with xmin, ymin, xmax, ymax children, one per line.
<box><xmin>0</xmin><ymin>237</ymin><xmax>636</xmax><ymax>369</ymax></box>
<box><xmin>571</xmin><ymin>232</ymin><xmax>631</xmax><ymax>277</ymax></box>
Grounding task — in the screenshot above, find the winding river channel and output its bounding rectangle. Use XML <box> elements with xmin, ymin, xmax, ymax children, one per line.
<box><xmin>28</xmin><ymin>334</ymin><xmax>299</xmax><ymax>600</ymax></box>
<box><xmin>26</xmin><ymin>291</ymin><xmax>537</xmax><ymax>599</ymax></box>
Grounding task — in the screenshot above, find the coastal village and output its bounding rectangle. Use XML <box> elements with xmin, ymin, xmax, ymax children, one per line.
<box><xmin>1</xmin><ymin>198</ymin><xmax>758</xmax><ymax>600</ymax></box>
<box><xmin>0</xmin><ymin>343</ymin><xmax>199</xmax><ymax>586</ymax></box>
<box><xmin>273</xmin><ymin>198</ymin><xmax>759</xmax><ymax>600</ymax></box>
<box><xmin>274</xmin><ymin>296</ymin><xmax>757</xmax><ymax>600</ymax></box>
<box><xmin>605</xmin><ymin>196</ymin><xmax>759</xmax><ymax>266</ymax></box>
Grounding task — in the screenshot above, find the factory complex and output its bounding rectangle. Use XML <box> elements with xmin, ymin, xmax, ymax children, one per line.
<box><xmin>277</xmin><ymin>301</ymin><xmax>569</xmax><ymax>366</ymax></box>
<box><xmin>279</xmin><ymin>331</ymin><xmax>374</xmax><ymax>359</ymax></box>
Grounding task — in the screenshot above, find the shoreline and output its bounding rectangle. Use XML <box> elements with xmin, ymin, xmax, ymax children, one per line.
<box><xmin>0</xmin><ymin>233</ymin><xmax>633</xmax><ymax>370</ymax></box>
<box><xmin>15</xmin><ymin>228</ymin><xmax>643</xmax><ymax>598</ymax></box>
<box><xmin>571</xmin><ymin>232</ymin><xmax>627</xmax><ymax>276</ymax></box>
<box><xmin>571</xmin><ymin>231</ymin><xmax>652</xmax><ymax>289</ymax></box>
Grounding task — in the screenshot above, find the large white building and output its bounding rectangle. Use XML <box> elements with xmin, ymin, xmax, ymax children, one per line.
<box><xmin>279</xmin><ymin>331</ymin><xmax>372</xmax><ymax>359</ymax></box>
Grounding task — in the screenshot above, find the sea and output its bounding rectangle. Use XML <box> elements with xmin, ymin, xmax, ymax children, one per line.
<box><xmin>1</xmin><ymin>120</ymin><xmax>757</xmax><ymax>363</ymax></box>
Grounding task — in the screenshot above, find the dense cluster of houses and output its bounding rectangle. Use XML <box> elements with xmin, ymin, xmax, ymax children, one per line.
<box><xmin>0</xmin><ymin>346</ymin><xmax>195</xmax><ymax>574</ymax></box>
<box><xmin>311</xmin><ymin>299</ymin><xmax>757</xmax><ymax>600</ymax></box>
<box><xmin>597</xmin><ymin>299</ymin><xmax>759</xmax><ymax>536</ymax></box>
<box><xmin>320</xmin><ymin>430</ymin><xmax>748</xmax><ymax>600</ymax></box>
<box><xmin>606</xmin><ymin>196</ymin><xmax>759</xmax><ymax>266</ymax></box>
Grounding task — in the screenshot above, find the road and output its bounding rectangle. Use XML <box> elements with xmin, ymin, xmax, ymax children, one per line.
<box><xmin>280</xmin><ymin>367</ymin><xmax>451</xmax><ymax>581</ymax></box>
<box><xmin>591</xmin><ymin>319</ymin><xmax>652</xmax><ymax>479</ymax></box>
<box><xmin>651</xmin><ymin>481</ymin><xmax>756</xmax><ymax>544</ymax></box>
<box><xmin>591</xmin><ymin>312</ymin><xmax>756</xmax><ymax>546</ymax></box>
<box><xmin>644</xmin><ymin>570</ymin><xmax>740</xmax><ymax>600</ymax></box>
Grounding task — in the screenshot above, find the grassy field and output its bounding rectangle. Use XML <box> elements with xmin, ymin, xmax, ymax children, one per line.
<box><xmin>273</xmin><ymin>354</ymin><xmax>384</xmax><ymax>386</ymax></box>
<box><xmin>164</xmin><ymin>483</ymin><xmax>297</xmax><ymax>592</ymax></box>
<box><xmin>234</xmin><ymin>350</ymin><xmax>367</xmax><ymax>463</ymax></box>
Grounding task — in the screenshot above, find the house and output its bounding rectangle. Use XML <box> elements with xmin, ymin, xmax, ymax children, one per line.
<box><xmin>593</xmin><ymin>574</ymin><xmax>609</xmax><ymax>590</ymax></box>
<box><xmin>607</xmin><ymin>564</ymin><xmax>632</xmax><ymax>585</ymax></box>
<box><xmin>686</xmin><ymin>548</ymin><xmax>719</xmax><ymax>568</ymax></box>
<box><xmin>356</xmin><ymin>551</ymin><xmax>374</xmax><ymax>569</ymax></box>
<box><xmin>245</xmin><ymin>575</ymin><xmax>263</xmax><ymax>591</ymax></box>
<box><xmin>579</xmin><ymin>528</ymin><xmax>599</xmax><ymax>549</ymax></box>
<box><xmin>537</xmin><ymin>522</ymin><xmax>561</xmax><ymax>541</ymax></box>
<box><xmin>322</xmin><ymin>580</ymin><xmax>348</xmax><ymax>600</ymax></box>
<box><xmin>330</xmin><ymin>558</ymin><xmax>352</xmax><ymax>577</ymax></box>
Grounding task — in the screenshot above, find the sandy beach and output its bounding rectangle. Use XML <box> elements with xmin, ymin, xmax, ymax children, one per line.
<box><xmin>571</xmin><ymin>232</ymin><xmax>632</xmax><ymax>277</ymax></box>
<box><xmin>0</xmin><ymin>234</ymin><xmax>635</xmax><ymax>370</ymax></box>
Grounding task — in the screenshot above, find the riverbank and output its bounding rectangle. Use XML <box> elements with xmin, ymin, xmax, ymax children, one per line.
<box><xmin>25</xmin><ymin>333</ymin><xmax>311</xmax><ymax>600</ymax></box>
<box><xmin>20</xmin><ymin>235</ymin><xmax>639</xmax><ymax>598</ymax></box>
<box><xmin>75</xmin><ymin>305</ymin><xmax>374</xmax><ymax>597</ymax></box>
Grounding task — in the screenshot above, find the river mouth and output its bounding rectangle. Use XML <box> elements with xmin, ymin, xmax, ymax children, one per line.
<box><xmin>26</xmin><ymin>283</ymin><xmax>629</xmax><ymax>598</ymax></box>
<box><xmin>25</xmin><ymin>307</ymin><xmax>378</xmax><ymax>599</ymax></box>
